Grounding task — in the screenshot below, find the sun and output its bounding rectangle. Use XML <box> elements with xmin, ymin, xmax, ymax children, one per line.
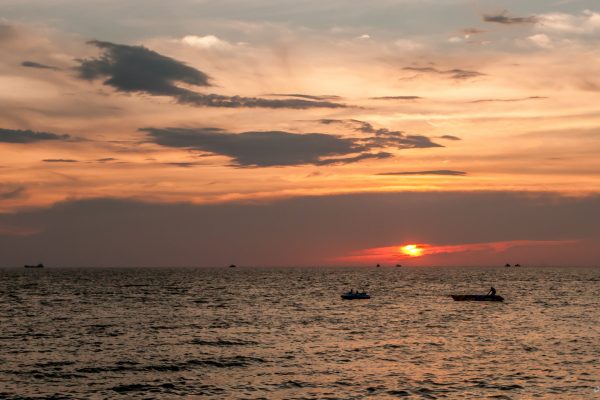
<box><xmin>400</xmin><ymin>244</ymin><xmax>424</xmax><ymax>257</ymax></box>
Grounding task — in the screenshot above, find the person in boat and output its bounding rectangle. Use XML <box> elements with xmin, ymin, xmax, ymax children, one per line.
<box><xmin>487</xmin><ymin>287</ymin><xmax>497</xmax><ymax>296</ymax></box>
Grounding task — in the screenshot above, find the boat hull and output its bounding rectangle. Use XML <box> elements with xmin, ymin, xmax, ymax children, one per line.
<box><xmin>341</xmin><ymin>294</ymin><xmax>370</xmax><ymax>300</ymax></box>
<box><xmin>451</xmin><ymin>295</ymin><xmax>504</xmax><ymax>302</ymax></box>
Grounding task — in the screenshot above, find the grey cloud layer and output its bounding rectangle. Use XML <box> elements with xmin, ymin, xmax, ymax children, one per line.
<box><xmin>143</xmin><ymin>127</ymin><xmax>391</xmax><ymax>167</ymax></box>
<box><xmin>77</xmin><ymin>41</ymin><xmax>345</xmax><ymax>109</ymax></box>
<box><xmin>0</xmin><ymin>128</ymin><xmax>71</xmax><ymax>143</ymax></box>
<box><xmin>0</xmin><ymin>192</ymin><xmax>598</xmax><ymax>266</ymax></box>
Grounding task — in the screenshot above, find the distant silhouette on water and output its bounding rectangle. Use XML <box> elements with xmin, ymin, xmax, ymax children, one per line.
<box><xmin>24</xmin><ymin>263</ymin><xmax>44</xmax><ymax>268</ymax></box>
<box><xmin>228</xmin><ymin>264</ymin><xmax>237</xmax><ymax>268</ymax></box>
<box><xmin>341</xmin><ymin>289</ymin><xmax>370</xmax><ymax>300</ymax></box>
<box><xmin>505</xmin><ymin>263</ymin><xmax>511</xmax><ymax>267</ymax></box>
<box><xmin>451</xmin><ymin>286</ymin><xmax>503</xmax><ymax>302</ymax></box>
<box><xmin>376</xmin><ymin>263</ymin><xmax>381</xmax><ymax>268</ymax></box>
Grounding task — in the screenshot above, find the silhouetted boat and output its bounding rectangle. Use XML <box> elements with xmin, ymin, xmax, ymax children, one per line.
<box><xmin>376</xmin><ymin>264</ymin><xmax>381</xmax><ymax>268</ymax></box>
<box><xmin>24</xmin><ymin>263</ymin><xmax>44</xmax><ymax>269</ymax></box>
<box><xmin>451</xmin><ymin>294</ymin><xmax>504</xmax><ymax>302</ymax></box>
<box><xmin>395</xmin><ymin>264</ymin><xmax>402</xmax><ymax>267</ymax></box>
<box><xmin>514</xmin><ymin>263</ymin><xmax>521</xmax><ymax>267</ymax></box>
<box><xmin>505</xmin><ymin>263</ymin><xmax>511</xmax><ymax>267</ymax></box>
<box><xmin>228</xmin><ymin>264</ymin><xmax>237</xmax><ymax>268</ymax></box>
<box><xmin>341</xmin><ymin>291</ymin><xmax>370</xmax><ymax>300</ymax></box>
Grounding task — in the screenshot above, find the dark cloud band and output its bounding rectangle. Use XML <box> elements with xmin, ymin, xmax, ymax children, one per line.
<box><xmin>77</xmin><ymin>41</ymin><xmax>346</xmax><ymax>109</ymax></box>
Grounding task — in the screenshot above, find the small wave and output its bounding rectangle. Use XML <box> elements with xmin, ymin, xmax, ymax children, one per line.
<box><xmin>387</xmin><ymin>390</ymin><xmax>410</xmax><ymax>397</ymax></box>
<box><xmin>191</xmin><ymin>338</ymin><xmax>257</xmax><ymax>346</ymax></box>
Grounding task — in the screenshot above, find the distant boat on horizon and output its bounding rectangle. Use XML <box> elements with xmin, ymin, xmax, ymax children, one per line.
<box><xmin>505</xmin><ymin>263</ymin><xmax>511</xmax><ymax>267</ymax></box>
<box><xmin>228</xmin><ymin>264</ymin><xmax>237</xmax><ymax>268</ymax></box>
<box><xmin>395</xmin><ymin>264</ymin><xmax>402</xmax><ymax>268</ymax></box>
<box><xmin>514</xmin><ymin>263</ymin><xmax>521</xmax><ymax>267</ymax></box>
<box><xmin>376</xmin><ymin>263</ymin><xmax>381</xmax><ymax>268</ymax></box>
<box><xmin>24</xmin><ymin>263</ymin><xmax>44</xmax><ymax>269</ymax></box>
<box><xmin>341</xmin><ymin>290</ymin><xmax>370</xmax><ymax>300</ymax></box>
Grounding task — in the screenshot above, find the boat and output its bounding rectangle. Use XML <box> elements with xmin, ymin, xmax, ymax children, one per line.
<box><xmin>451</xmin><ymin>294</ymin><xmax>504</xmax><ymax>302</ymax></box>
<box><xmin>341</xmin><ymin>290</ymin><xmax>370</xmax><ymax>300</ymax></box>
<box><xmin>514</xmin><ymin>263</ymin><xmax>521</xmax><ymax>267</ymax></box>
<box><xmin>24</xmin><ymin>263</ymin><xmax>44</xmax><ymax>268</ymax></box>
<box><xmin>376</xmin><ymin>264</ymin><xmax>381</xmax><ymax>268</ymax></box>
<box><xmin>228</xmin><ymin>264</ymin><xmax>237</xmax><ymax>268</ymax></box>
<box><xmin>505</xmin><ymin>263</ymin><xmax>511</xmax><ymax>267</ymax></box>
<box><xmin>395</xmin><ymin>264</ymin><xmax>402</xmax><ymax>268</ymax></box>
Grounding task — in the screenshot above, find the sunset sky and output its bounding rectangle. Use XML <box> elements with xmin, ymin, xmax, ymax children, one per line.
<box><xmin>1</xmin><ymin>0</ymin><xmax>599</xmax><ymax>266</ymax></box>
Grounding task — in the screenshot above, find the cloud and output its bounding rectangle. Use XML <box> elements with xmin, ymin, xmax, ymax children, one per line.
<box><xmin>438</xmin><ymin>135</ymin><xmax>461</xmax><ymax>141</ymax></box>
<box><xmin>369</xmin><ymin>96</ymin><xmax>421</xmax><ymax>100</ymax></box>
<box><xmin>468</xmin><ymin>96</ymin><xmax>547</xmax><ymax>104</ymax></box>
<box><xmin>536</xmin><ymin>10</ymin><xmax>600</xmax><ymax>35</ymax></box>
<box><xmin>266</xmin><ymin>93</ymin><xmax>343</xmax><ymax>101</ymax></box>
<box><xmin>0</xmin><ymin>186</ymin><xmax>26</xmax><ymax>200</ymax></box>
<box><xmin>527</xmin><ymin>34</ymin><xmax>553</xmax><ymax>49</ymax></box>
<box><xmin>377</xmin><ymin>170</ymin><xmax>466</xmax><ymax>176</ymax></box>
<box><xmin>42</xmin><ymin>159</ymin><xmax>79</xmax><ymax>163</ymax></box>
<box><xmin>142</xmin><ymin>127</ymin><xmax>387</xmax><ymax>167</ymax></box>
<box><xmin>403</xmin><ymin>66</ymin><xmax>484</xmax><ymax>80</ymax></box>
<box><xmin>77</xmin><ymin>41</ymin><xmax>346</xmax><ymax>109</ymax></box>
<box><xmin>0</xmin><ymin>128</ymin><xmax>71</xmax><ymax>143</ymax></box>
<box><xmin>181</xmin><ymin>35</ymin><xmax>232</xmax><ymax>50</ymax></box>
<box><xmin>96</xmin><ymin>157</ymin><xmax>117</xmax><ymax>162</ymax></box>
<box><xmin>483</xmin><ymin>10</ymin><xmax>537</xmax><ymax>25</ymax></box>
<box><xmin>318</xmin><ymin>119</ymin><xmax>442</xmax><ymax>149</ymax></box>
<box><xmin>21</xmin><ymin>61</ymin><xmax>59</xmax><ymax>70</ymax></box>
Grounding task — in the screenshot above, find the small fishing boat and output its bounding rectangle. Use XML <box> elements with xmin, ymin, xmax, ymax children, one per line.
<box><xmin>341</xmin><ymin>290</ymin><xmax>370</xmax><ymax>300</ymax></box>
<box><xmin>228</xmin><ymin>264</ymin><xmax>237</xmax><ymax>268</ymax></box>
<box><xmin>504</xmin><ymin>263</ymin><xmax>511</xmax><ymax>267</ymax></box>
<box><xmin>24</xmin><ymin>263</ymin><xmax>44</xmax><ymax>269</ymax></box>
<box><xmin>451</xmin><ymin>294</ymin><xmax>504</xmax><ymax>302</ymax></box>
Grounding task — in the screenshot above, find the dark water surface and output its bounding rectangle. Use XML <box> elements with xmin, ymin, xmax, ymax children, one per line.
<box><xmin>1</xmin><ymin>266</ymin><xmax>598</xmax><ymax>399</ymax></box>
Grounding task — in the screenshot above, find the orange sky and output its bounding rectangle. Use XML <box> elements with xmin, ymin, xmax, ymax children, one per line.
<box><xmin>0</xmin><ymin>1</ymin><xmax>599</xmax><ymax>266</ymax></box>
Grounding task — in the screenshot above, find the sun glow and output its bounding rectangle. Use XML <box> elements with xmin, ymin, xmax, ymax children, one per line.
<box><xmin>401</xmin><ymin>244</ymin><xmax>424</xmax><ymax>257</ymax></box>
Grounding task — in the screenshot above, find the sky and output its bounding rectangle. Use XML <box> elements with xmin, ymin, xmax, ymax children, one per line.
<box><xmin>0</xmin><ymin>0</ymin><xmax>599</xmax><ymax>266</ymax></box>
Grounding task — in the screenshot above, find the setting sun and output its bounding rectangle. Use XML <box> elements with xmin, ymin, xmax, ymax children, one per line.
<box><xmin>401</xmin><ymin>244</ymin><xmax>424</xmax><ymax>257</ymax></box>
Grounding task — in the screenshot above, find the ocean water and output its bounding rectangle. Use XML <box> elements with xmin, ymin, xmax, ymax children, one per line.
<box><xmin>0</xmin><ymin>266</ymin><xmax>598</xmax><ymax>399</ymax></box>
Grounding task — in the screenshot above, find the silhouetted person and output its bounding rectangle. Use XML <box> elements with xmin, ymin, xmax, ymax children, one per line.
<box><xmin>487</xmin><ymin>287</ymin><xmax>497</xmax><ymax>296</ymax></box>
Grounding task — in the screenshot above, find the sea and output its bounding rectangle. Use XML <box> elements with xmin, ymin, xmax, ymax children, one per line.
<box><xmin>0</xmin><ymin>266</ymin><xmax>598</xmax><ymax>399</ymax></box>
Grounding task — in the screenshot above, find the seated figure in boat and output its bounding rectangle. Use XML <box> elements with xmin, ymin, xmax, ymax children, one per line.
<box><xmin>487</xmin><ymin>286</ymin><xmax>497</xmax><ymax>296</ymax></box>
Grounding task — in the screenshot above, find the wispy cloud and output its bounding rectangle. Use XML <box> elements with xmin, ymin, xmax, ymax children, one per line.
<box><xmin>42</xmin><ymin>159</ymin><xmax>79</xmax><ymax>163</ymax></box>
<box><xmin>21</xmin><ymin>60</ymin><xmax>59</xmax><ymax>70</ymax></box>
<box><xmin>403</xmin><ymin>66</ymin><xmax>484</xmax><ymax>80</ymax></box>
<box><xmin>369</xmin><ymin>96</ymin><xmax>421</xmax><ymax>100</ymax></box>
<box><xmin>318</xmin><ymin>119</ymin><xmax>443</xmax><ymax>149</ymax></box>
<box><xmin>483</xmin><ymin>10</ymin><xmax>537</xmax><ymax>25</ymax></box>
<box><xmin>0</xmin><ymin>128</ymin><xmax>71</xmax><ymax>143</ymax></box>
<box><xmin>377</xmin><ymin>170</ymin><xmax>466</xmax><ymax>176</ymax></box>
<box><xmin>468</xmin><ymin>96</ymin><xmax>547</xmax><ymax>104</ymax></box>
